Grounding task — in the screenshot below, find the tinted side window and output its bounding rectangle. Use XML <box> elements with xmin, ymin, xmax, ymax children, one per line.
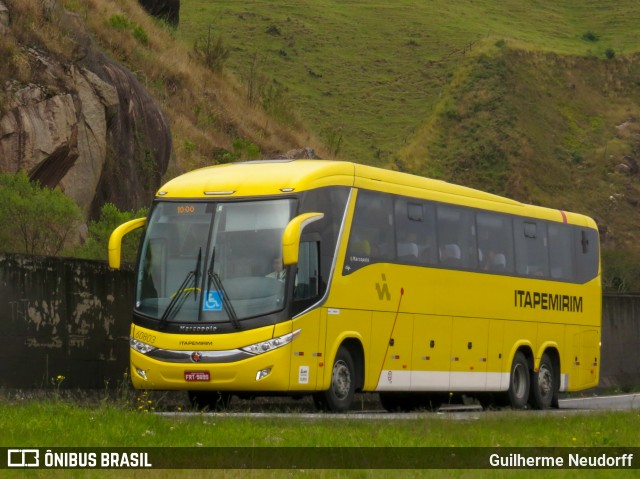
<box><xmin>437</xmin><ymin>205</ymin><xmax>478</xmax><ymax>270</ymax></box>
<box><xmin>477</xmin><ymin>212</ymin><xmax>514</xmax><ymax>273</ymax></box>
<box><xmin>548</xmin><ymin>223</ymin><xmax>574</xmax><ymax>281</ymax></box>
<box><xmin>299</xmin><ymin>187</ymin><xmax>350</xmax><ymax>281</ymax></box>
<box><xmin>575</xmin><ymin>227</ymin><xmax>599</xmax><ymax>283</ymax></box>
<box><xmin>515</xmin><ymin>219</ymin><xmax>549</xmax><ymax>278</ymax></box>
<box><xmin>394</xmin><ymin>198</ymin><xmax>437</xmax><ymax>266</ymax></box>
<box><xmin>344</xmin><ymin>190</ymin><xmax>394</xmax><ymax>274</ymax></box>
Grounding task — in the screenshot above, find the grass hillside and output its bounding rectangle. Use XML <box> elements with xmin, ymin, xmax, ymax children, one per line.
<box><xmin>178</xmin><ymin>0</ymin><xmax>640</xmax><ymax>163</ymax></box>
<box><xmin>54</xmin><ymin>0</ymin><xmax>323</xmax><ymax>174</ymax></box>
<box><xmin>178</xmin><ymin>0</ymin><xmax>640</xmax><ymax>290</ymax></box>
<box><xmin>4</xmin><ymin>0</ymin><xmax>640</xmax><ymax>288</ymax></box>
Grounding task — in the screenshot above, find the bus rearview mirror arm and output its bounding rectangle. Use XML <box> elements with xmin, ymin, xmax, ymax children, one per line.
<box><xmin>108</xmin><ymin>218</ymin><xmax>147</xmax><ymax>269</ymax></box>
<box><xmin>282</xmin><ymin>212</ymin><xmax>324</xmax><ymax>266</ymax></box>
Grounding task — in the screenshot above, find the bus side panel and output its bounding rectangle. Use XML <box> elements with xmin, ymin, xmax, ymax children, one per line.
<box><xmin>564</xmin><ymin>326</ymin><xmax>600</xmax><ymax>391</ymax></box>
<box><xmin>289</xmin><ymin>309</ymin><xmax>323</xmax><ymax>391</ymax></box>
<box><xmin>410</xmin><ymin>314</ymin><xmax>452</xmax><ymax>392</ymax></box>
<box><xmin>450</xmin><ymin>317</ymin><xmax>489</xmax><ymax>391</ymax></box>
<box><xmin>374</xmin><ymin>312</ymin><xmax>413</xmax><ymax>391</ymax></box>
<box><xmin>486</xmin><ymin>319</ymin><xmax>506</xmax><ymax>391</ymax></box>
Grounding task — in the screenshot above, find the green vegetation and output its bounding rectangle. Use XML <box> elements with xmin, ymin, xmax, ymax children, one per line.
<box><xmin>5</xmin><ymin>0</ymin><xmax>640</xmax><ymax>287</ymax></box>
<box><xmin>0</xmin><ymin>399</ymin><xmax>638</xmax><ymax>448</ymax></box>
<box><xmin>0</xmin><ymin>398</ymin><xmax>638</xmax><ymax>477</ymax></box>
<box><xmin>178</xmin><ymin>0</ymin><xmax>640</xmax><ymax>164</ymax></box>
<box><xmin>177</xmin><ymin>0</ymin><xmax>640</xmax><ymax>290</ymax></box>
<box><xmin>193</xmin><ymin>25</ymin><xmax>230</xmax><ymax>72</ymax></box>
<box><xmin>73</xmin><ymin>203</ymin><xmax>147</xmax><ymax>263</ymax></box>
<box><xmin>0</xmin><ymin>172</ymin><xmax>81</xmax><ymax>256</ymax></box>
<box><xmin>0</xmin><ymin>172</ymin><xmax>145</xmax><ymax>262</ymax></box>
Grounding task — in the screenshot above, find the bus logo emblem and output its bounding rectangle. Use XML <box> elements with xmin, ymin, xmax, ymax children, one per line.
<box><xmin>191</xmin><ymin>352</ymin><xmax>202</xmax><ymax>362</ymax></box>
<box><xmin>376</xmin><ymin>274</ymin><xmax>391</xmax><ymax>301</ymax></box>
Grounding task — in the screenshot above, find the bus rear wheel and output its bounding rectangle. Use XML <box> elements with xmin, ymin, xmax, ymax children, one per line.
<box><xmin>314</xmin><ymin>346</ymin><xmax>355</xmax><ymax>413</ymax></box>
<box><xmin>529</xmin><ymin>353</ymin><xmax>556</xmax><ymax>410</ymax></box>
<box><xmin>506</xmin><ymin>351</ymin><xmax>530</xmax><ymax>409</ymax></box>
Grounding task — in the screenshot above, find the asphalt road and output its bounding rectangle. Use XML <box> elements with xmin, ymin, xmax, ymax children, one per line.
<box><xmin>157</xmin><ymin>393</ymin><xmax>640</xmax><ymax>418</ymax></box>
<box><xmin>558</xmin><ymin>393</ymin><xmax>640</xmax><ymax>410</ymax></box>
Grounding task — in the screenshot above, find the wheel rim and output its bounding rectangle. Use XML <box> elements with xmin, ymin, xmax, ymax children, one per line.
<box><xmin>537</xmin><ymin>365</ymin><xmax>553</xmax><ymax>398</ymax></box>
<box><xmin>332</xmin><ymin>359</ymin><xmax>351</xmax><ymax>400</ymax></box>
<box><xmin>512</xmin><ymin>363</ymin><xmax>527</xmax><ymax>399</ymax></box>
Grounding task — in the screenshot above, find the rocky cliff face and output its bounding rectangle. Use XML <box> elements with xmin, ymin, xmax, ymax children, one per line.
<box><xmin>0</xmin><ymin>1</ymin><xmax>172</xmax><ymax>221</ymax></box>
<box><xmin>138</xmin><ymin>0</ymin><xmax>180</xmax><ymax>27</ymax></box>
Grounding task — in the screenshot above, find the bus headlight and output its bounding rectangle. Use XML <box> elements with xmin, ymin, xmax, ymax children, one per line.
<box><xmin>241</xmin><ymin>329</ymin><xmax>301</xmax><ymax>356</ymax></box>
<box><xmin>130</xmin><ymin>337</ymin><xmax>157</xmax><ymax>355</ymax></box>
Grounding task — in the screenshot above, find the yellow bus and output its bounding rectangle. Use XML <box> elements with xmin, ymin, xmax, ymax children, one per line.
<box><xmin>109</xmin><ymin>160</ymin><xmax>601</xmax><ymax>412</ymax></box>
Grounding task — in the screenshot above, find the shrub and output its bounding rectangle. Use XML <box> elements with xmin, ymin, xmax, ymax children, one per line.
<box><xmin>0</xmin><ymin>171</ymin><xmax>82</xmax><ymax>256</ymax></box>
<box><xmin>602</xmin><ymin>249</ymin><xmax>640</xmax><ymax>293</ymax></box>
<box><xmin>109</xmin><ymin>15</ymin><xmax>131</xmax><ymax>31</ymax></box>
<box><xmin>232</xmin><ymin>138</ymin><xmax>261</xmax><ymax>160</ymax></box>
<box><xmin>73</xmin><ymin>203</ymin><xmax>147</xmax><ymax>263</ymax></box>
<box><xmin>133</xmin><ymin>25</ymin><xmax>149</xmax><ymax>46</ymax></box>
<box><xmin>582</xmin><ymin>31</ymin><xmax>600</xmax><ymax>42</ymax></box>
<box><xmin>108</xmin><ymin>15</ymin><xmax>149</xmax><ymax>46</ymax></box>
<box><xmin>193</xmin><ymin>25</ymin><xmax>230</xmax><ymax>73</ymax></box>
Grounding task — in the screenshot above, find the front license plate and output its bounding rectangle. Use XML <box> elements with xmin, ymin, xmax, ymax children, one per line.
<box><xmin>184</xmin><ymin>371</ymin><xmax>210</xmax><ymax>382</ymax></box>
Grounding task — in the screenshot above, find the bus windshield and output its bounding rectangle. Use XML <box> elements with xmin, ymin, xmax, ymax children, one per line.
<box><xmin>136</xmin><ymin>199</ymin><xmax>296</xmax><ymax>325</ymax></box>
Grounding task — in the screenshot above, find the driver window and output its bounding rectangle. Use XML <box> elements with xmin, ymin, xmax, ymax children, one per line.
<box><xmin>294</xmin><ymin>241</ymin><xmax>320</xmax><ymax>302</ymax></box>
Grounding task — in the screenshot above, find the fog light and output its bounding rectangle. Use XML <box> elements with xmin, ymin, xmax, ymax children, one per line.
<box><xmin>136</xmin><ymin>368</ymin><xmax>148</xmax><ymax>380</ymax></box>
<box><xmin>255</xmin><ymin>368</ymin><xmax>272</xmax><ymax>381</ymax></box>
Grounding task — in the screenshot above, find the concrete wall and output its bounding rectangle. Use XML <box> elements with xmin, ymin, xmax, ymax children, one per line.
<box><xmin>600</xmin><ymin>293</ymin><xmax>640</xmax><ymax>388</ymax></box>
<box><xmin>0</xmin><ymin>254</ymin><xmax>133</xmax><ymax>389</ymax></box>
<box><xmin>0</xmin><ymin>253</ymin><xmax>638</xmax><ymax>389</ymax></box>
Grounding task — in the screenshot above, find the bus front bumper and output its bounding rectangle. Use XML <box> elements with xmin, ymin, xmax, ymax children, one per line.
<box><xmin>130</xmin><ymin>345</ymin><xmax>291</xmax><ymax>391</ymax></box>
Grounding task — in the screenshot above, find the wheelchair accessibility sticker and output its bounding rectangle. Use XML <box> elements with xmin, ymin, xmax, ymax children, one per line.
<box><xmin>203</xmin><ymin>290</ymin><xmax>223</xmax><ymax>311</ymax></box>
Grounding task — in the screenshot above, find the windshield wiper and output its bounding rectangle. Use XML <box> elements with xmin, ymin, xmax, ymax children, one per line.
<box><xmin>159</xmin><ymin>248</ymin><xmax>201</xmax><ymax>324</ymax></box>
<box><xmin>207</xmin><ymin>247</ymin><xmax>241</xmax><ymax>330</ymax></box>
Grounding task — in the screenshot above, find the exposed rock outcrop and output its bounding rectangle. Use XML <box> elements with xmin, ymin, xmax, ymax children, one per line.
<box><xmin>138</xmin><ymin>0</ymin><xmax>180</xmax><ymax>27</ymax></box>
<box><xmin>284</xmin><ymin>147</ymin><xmax>321</xmax><ymax>159</ymax></box>
<box><xmin>0</xmin><ymin>2</ymin><xmax>173</xmax><ymax>220</ymax></box>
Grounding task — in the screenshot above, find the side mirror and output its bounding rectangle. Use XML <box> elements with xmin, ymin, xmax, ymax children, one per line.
<box><xmin>108</xmin><ymin>218</ymin><xmax>146</xmax><ymax>269</ymax></box>
<box><xmin>282</xmin><ymin>212</ymin><xmax>324</xmax><ymax>266</ymax></box>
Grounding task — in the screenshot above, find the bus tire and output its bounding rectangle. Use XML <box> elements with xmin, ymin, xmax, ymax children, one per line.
<box><xmin>188</xmin><ymin>390</ymin><xmax>232</xmax><ymax>411</ymax></box>
<box><xmin>318</xmin><ymin>346</ymin><xmax>355</xmax><ymax>413</ymax></box>
<box><xmin>529</xmin><ymin>353</ymin><xmax>555</xmax><ymax>410</ymax></box>
<box><xmin>506</xmin><ymin>351</ymin><xmax>530</xmax><ymax>409</ymax></box>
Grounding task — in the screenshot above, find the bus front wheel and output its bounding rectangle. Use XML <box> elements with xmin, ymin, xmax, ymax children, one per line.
<box><xmin>506</xmin><ymin>351</ymin><xmax>530</xmax><ymax>409</ymax></box>
<box><xmin>314</xmin><ymin>346</ymin><xmax>355</xmax><ymax>413</ymax></box>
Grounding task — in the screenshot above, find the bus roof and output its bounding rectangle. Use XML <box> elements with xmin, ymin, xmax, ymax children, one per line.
<box><xmin>156</xmin><ymin>159</ymin><xmax>596</xmax><ymax>228</ymax></box>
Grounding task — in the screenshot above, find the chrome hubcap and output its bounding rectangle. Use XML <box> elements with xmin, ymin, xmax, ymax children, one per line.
<box><xmin>332</xmin><ymin>360</ymin><xmax>351</xmax><ymax>400</ymax></box>
<box><xmin>538</xmin><ymin>365</ymin><xmax>552</xmax><ymax>397</ymax></box>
